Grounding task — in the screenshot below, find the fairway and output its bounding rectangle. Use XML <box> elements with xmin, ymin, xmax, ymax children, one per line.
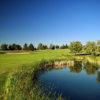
<box><xmin>0</xmin><ymin>49</ymin><xmax>71</xmax><ymax>72</ymax></box>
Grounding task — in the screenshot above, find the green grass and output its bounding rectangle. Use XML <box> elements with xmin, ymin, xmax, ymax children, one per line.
<box><xmin>0</xmin><ymin>49</ymin><xmax>100</xmax><ymax>100</ymax></box>
<box><xmin>0</xmin><ymin>49</ymin><xmax>72</xmax><ymax>72</ymax></box>
<box><xmin>5</xmin><ymin>62</ymin><xmax>66</xmax><ymax>100</ymax></box>
<box><xmin>0</xmin><ymin>72</ymin><xmax>8</xmax><ymax>92</ymax></box>
<box><xmin>0</xmin><ymin>49</ymin><xmax>73</xmax><ymax>98</ymax></box>
<box><xmin>0</xmin><ymin>50</ymin><xmax>30</xmax><ymax>53</ymax></box>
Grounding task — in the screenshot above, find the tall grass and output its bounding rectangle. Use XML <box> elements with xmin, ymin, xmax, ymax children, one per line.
<box><xmin>4</xmin><ymin>60</ymin><xmax>67</xmax><ymax>100</ymax></box>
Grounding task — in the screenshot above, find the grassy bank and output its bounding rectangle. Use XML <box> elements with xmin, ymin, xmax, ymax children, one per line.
<box><xmin>0</xmin><ymin>49</ymin><xmax>100</xmax><ymax>100</ymax></box>
<box><xmin>5</xmin><ymin>60</ymin><xmax>68</xmax><ymax>100</ymax></box>
<box><xmin>0</xmin><ymin>49</ymin><xmax>73</xmax><ymax>99</ymax></box>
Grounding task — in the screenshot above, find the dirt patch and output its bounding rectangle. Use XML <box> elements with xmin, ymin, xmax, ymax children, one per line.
<box><xmin>6</xmin><ymin>52</ymin><xmax>30</xmax><ymax>55</ymax></box>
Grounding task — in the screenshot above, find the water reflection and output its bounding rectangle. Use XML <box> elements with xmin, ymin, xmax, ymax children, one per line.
<box><xmin>37</xmin><ymin>61</ymin><xmax>100</xmax><ymax>82</ymax></box>
<box><xmin>97</xmin><ymin>71</ymin><xmax>100</xmax><ymax>83</ymax></box>
<box><xmin>68</xmin><ymin>61</ymin><xmax>100</xmax><ymax>84</ymax></box>
<box><xmin>38</xmin><ymin>61</ymin><xmax>100</xmax><ymax>100</ymax></box>
<box><xmin>84</xmin><ymin>62</ymin><xmax>99</xmax><ymax>75</ymax></box>
<box><xmin>69</xmin><ymin>61</ymin><xmax>82</xmax><ymax>73</ymax></box>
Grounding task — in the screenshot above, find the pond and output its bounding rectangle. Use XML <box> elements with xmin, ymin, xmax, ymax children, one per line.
<box><xmin>37</xmin><ymin>61</ymin><xmax>100</xmax><ymax>100</ymax></box>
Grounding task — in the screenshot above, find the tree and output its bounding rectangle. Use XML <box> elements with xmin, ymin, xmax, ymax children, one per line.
<box><xmin>23</xmin><ymin>43</ymin><xmax>28</xmax><ymax>50</ymax></box>
<box><xmin>37</xmin><ymin>43</ymin><xmax>43</xmax><ymax>50</ymax></box>
<box><xmin>65</xmin><ymin>44</ymin><xmax>68</xmax><ymax>48</ymax></box>
<box><xmin>56</xmin><ymin>45</ymin><xmax>59</xmax><ymax>49</ymax></box>
<box><xmin>85</xmin><ymin>41</ymin><xmax>97</xmax><ymax>55</ymax></box>
<box><xmin>97</xmin><ymin>46</ymin><xmax>100</xmax><ymax>54</ymax></box>
<box><xmin>1</xmin><ymin>44</ymin><xmax>8</xmax><ymax>50</ymax></box>
<box><xmin>9</xmin><ymin>44</ymin><xmax>14</xmax><ymax>50</ymax></box>
<box><xmin>12</xmin><ymin>44</ymin><xmax>16</xmax><ymax>50</ymax></box>
<box><xmin>49</xmin><ymin>44</ymin><xmax>55</xmax><ymax>50</ymax></box>
<box><xmin>43</xmin><ymin>45</ymin><xmax>48</xmax><ymax>49</ymax></box>
<box><xmin>9</xmin><ymin>43</ymin><xmax>16</xmax><ymax>50</ymax></box>
<box><xmin>60</xmin><ymin>44</ymin><xmax>68</xmax><ymax>49</ymax></box>
<box><xmin>60</xmin><ymin>45</ymin><xmax>64</xmax><ymax>49</ymax></box>
<box><xmin>97</xmin><ymin>40</ymin><xmax>100</xmax><ymax>46</ymax></box>
<box><xmin>8</xmin><ymin>44</ymin><xmax>22</xmax><ymax>50</ymax></box>
<box><xmin>28</xmin><ymin>43</ymin><xmax>34</xmax><ymax>51</ymax></box>
<box><xmin>69</xmin><ymin>41</ymin><xmax>82</xmax><ymax>54</ymax></box>
<box><xmin>15</xmin><ymin>44</ymin><xmax>22</xmax><ymax>50</ymax></box>
<box><xmin>37</xmin><ymin>43</ymin><xmax>48</xmax><ymax>50</ymax></box>
<box><xmin>97</xmin><ymin>40</ymin><xmax>100</xmax><ymax>54</ymax></box>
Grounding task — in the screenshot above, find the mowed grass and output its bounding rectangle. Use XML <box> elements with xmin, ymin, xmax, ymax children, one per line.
<box><xmin>0</xmin><ymin>49</ymin><xmax>72</xmax><ymax>72</ymax></box>
<box><xmin>0</xmin><ymin>49</ymin><xmax>72</xmax><ymax>94</ymax></box>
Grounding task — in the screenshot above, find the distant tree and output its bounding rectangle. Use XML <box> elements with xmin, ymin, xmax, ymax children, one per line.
<box><xmin>1</xmin><ymin>44</ymin><xmax>8</xmax><ymax>50</ymax></box>
<box><xmin>69</xmin><ymin>41</ymin><xmax>82</xmax><ymax>54</ymax></box>
<box><xmin>37</xmin><ymin>43</ymin><xmax>43</xmax><ymax>50</ymax></box>
<box><xmin>56</xmin><ymin>45</ymin><xmax>59</xmax><ymax>49</ymax></box>
<box><xmin>34</xmin><ymin>48</ymin><xmax>37</xmax><ymax>50</ymax></box>
<box><xmin>9</xmin><ymin>44</ymin><xmax>22</xmax><ymax>50</ymax></box>
<box><xmin>15</xmin><ymin>44</ymin><xmax>22</xmax><ymax>50</ymax></box>
<box><xmin>82</xmin><ymin>45</ymin><xmax>86</xmax><ymax>53</ymax></box>
<box><xmin>9</xmin><ymin>45</ymin><xmax>13</xmax><ymax>50</ymax></box>
<box><xmin>85</xmin><ymin>41</ymin><xmax>97</xmax><ymax>55</ymax></box>
<box><xmin>49</xmin><ymin>44</ymin><xmax>55</xmax><ymax>50</ymax></box>
<box><xmin>10</xmin><ymin>43</ymin><xmax>16</xmax><ymax>50</ymax></box>
<box><xmin>60</xmin><ymin>44</ymin><xmax>68</xmax><ymax>49</ymax></box>
<box><xmin>97</xmin><ymin>40</ymin><xmax>100</xmax><ymax>53</ymax></box>
<box><xmin>37</xmin><ymin>43</ymin><xmax>48</xmax><ymax>50</ymax></box>
<box><xmin>60</xmin><ymin>45</ymin><xmax>64</xmax><ymax>49</ymax></box>
<box><xmin>23</xmin><ymin>43</ymin><xmax>28</xmax><ymax>50</ymax></box>
<box><xmin>28</xmin><ymin>43</ymin><xmax>35</xmax><ymax>51</ymax></box>
<box><xmin>43</xmin><ymin>45</ymin><xmax>48</xmax><ymax>49</ymax></box>
<box><xmin>97</xmin><ymin>40</ymin><xmax>100</xmax><ymax>46</ymax></box>
<box><xmin>66</xmin><ymin>44</ymin><xmax>69</xmax><ymax>48</ymax></box>
<box><xmin>12</xmin><ymin>44</ymin><xmax>16</xmax><ymax>50</ymax></box>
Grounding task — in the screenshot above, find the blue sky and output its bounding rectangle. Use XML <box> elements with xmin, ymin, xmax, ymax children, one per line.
<box><xmin>0</xmin><ymin>0</ymin><xmax>100</xmax><ymax>46</ymax></box>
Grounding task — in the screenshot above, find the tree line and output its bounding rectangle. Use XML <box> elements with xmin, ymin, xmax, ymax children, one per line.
<box><xmin>69</xmin><ymin>40</ymin><xmax>100</xmax><ymax>55</ymax></box>
<box><xmin>0</xmin><ymin>40</ymin><xmax>100</xmax><ymax>55</ymax></box>
<box><xmin>0</xmin><ymin>43</ymin><xmax>68</xmax><ymax>51</ymax></box>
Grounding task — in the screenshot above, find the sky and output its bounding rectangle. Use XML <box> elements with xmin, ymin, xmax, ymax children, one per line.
<box><xmin>0</xmin><ymin>0</ymin><xmax>100</xmax><ymax>47</ymax></box>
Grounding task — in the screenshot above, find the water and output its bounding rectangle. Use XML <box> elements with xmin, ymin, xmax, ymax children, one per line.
<box><xmin>37</xmin><ymin>61</ymin><xmax>100</xmax><ymax>100</ymax></box>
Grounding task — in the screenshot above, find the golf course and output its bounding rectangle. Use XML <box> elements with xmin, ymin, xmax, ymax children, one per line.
<box><xmin>0</xmin><ymin>48</ymin><xmax>100</xmax><ymax>100</ymax></box>
<box><xmin>1</xmin><ymin>0</ymin><xmax>100</xmax><ymax>99</ymax></box>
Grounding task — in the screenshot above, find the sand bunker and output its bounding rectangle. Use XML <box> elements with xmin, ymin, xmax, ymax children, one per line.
<box><xmin>6</xmin><ymin>52</ymin><xmax>30</xmax><ymax>54</ymax></box>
